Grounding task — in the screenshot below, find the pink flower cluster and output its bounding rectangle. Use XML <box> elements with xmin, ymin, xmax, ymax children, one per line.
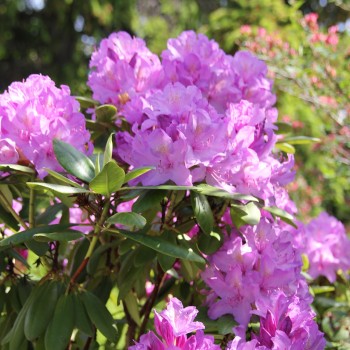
<box><xmin>202</xmin><ymin>217</ymin><xmax>303</xmax><ymax>326</ymax></box>
<box><xmin>88</xmin><ymin>30</ymin><xmax>332</xmax><ymax>348</ymax></box>
<box><xmin>229</xmin><ymin>291</ymin><xmax>325</xmax><ymax>349</ymax></box>
<box><xmin>294</xmin><ymin>212</ymin><xmax>350</xmax><ymax>282</ymax></box>
<box><xmin>129</xmin><ymin>297</ymin><xmax>219</xmax><ymax>350</ymax></box>
<box><xmin>303</xmin><ymin>13</ymin><xmax>339</xmax><ymax>46</ymax></box>
<box><xmin>89</xmin><ymin>30</ymin><xmax>292</xmax><ymax>203</ymax></box>
<box><xmin>0</xmin><ymin>74</ymin><xmax>92</xmax><ymax>178</ymax></box>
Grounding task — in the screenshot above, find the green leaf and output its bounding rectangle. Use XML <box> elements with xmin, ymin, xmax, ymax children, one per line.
<box><xmin>0</xmin><ymin>185</ymin><xmax>13</xmax><ymax>211</ymax></box>
<box><xmin>194</xmin><ymin>184</ymin><xmax>258</xmax><ymax>202</ymax></box>
<box><xmin>75</xmin><ymin>96</ymin><xmax>98</xmax><ymax>108</ymax></box>
<box><xmin>132</xmin><ymin>190</ymin><xmax>167</xmax><ymax>213</ymax></box>
<box><xmin>27</xmin><ymin>182</ymin><xmax>90</xmax><ymax>194</ymax></box>
<box><xmin>33</xmin><ymin>230</ymin><xmax>84</xmax><ymax>242</ymax></box>
<box><xmin>44</xmin><ymin>294</ymin><xmax>75</xmax><ymax>350</ymax></box>
<box><xmin>0</xmin><ymin>205</ymin><xmax>19</xmax><ymax>230</ymax></box>
<box><xmin>198</xmin><ymin>230</ymin><xmax>223</xmax><ymax>255</ymax></box>
<box><xmin>274</xmin><ymin>122</ymin><xmax>293</xmax><ymax>134</ymax></box>
<box><xmin>108</xmin><ymin>228</ymin><xmax>205</xmax><ymax>264</ymax></box>
<box><xmin>123</xmin><ymin>292</ymin><xmax>141</xmax><ymax>326</ymax></box>
<box><xmin>36</xmin><ymin>203</ymin><xmax>65</xmax><ymax>225</ymax></box>
<box><xmin>191</xmin><ymin>192</ymin><xmax>214</xmax><ymax>235</ymax></box>
<box><xmin>0</xmin><ymin>224</ymin><xmax>75</xmax><ymax>249</ymax></box>
<box><xmin>53</xmin><ymin>139</ymin><xmax>95</xmax><ymax>182</ymax></box>
<box><xmin>301</xmin><ymin>253</ymin><xmax>309</xmax><ymax>272</ymax></box>
<box><xmin>133</xmin><ymin>245</ymin><xmax>156</xmax><ymax>266</ymax></box>
<box><xmin>157</xmin><ymin>253</ymin><xmax>176</xmax><ymax>272</ymax></box>
<box><xmin>230</xmin><ymin>202</ymin><xmax>261</xmax><ymax>228</ymax></box>
<box><xmin>275</xmin><ymin>142</ymin><xmax>296</xmax><ymax>154</ymax></box>
<box><xmin>281</xmin><ymin>136</ymin><xmax>321</xmax><ymax>145</ymax></box>
<box><xmin>311</xmin><ymin>286</ymin><xmax>335</xmax><ymax>295</ymax></box>
<box><xmin>107</xmin><ymin>212</ymin><xmax>146</xmax><ymax>229</ymax></box>
<box><xmin>90</xmin><ymin>161</ymin><xmax>125</xmax><ymax>196</ymax></box>
<box><xmin>81</xmin><ymin>291</ymin><xmax>118</xmax><ymax>342</ymax></box>
<box><xmin>43</xmin><ymin>169</ymin><xmax>83</xmax><ymax>188</ymax></box>
<box><xmin>25</xmin><ymin>240</ymin><xmax>48</xmax><ymax>256</ymax></box>
<box><xmin>217</xmin><ymin>315</ymin><xmax>238</xmax><ymax>335</ymax></box>
<box><xmin>263</xmin><ymin>206</ymin><xmax>297</xmax><ymax>228</ymax></box>
<box><xmin>103</xmin><ymin>134</ymin><xmax>114</xmax><ymax>166</ymax></box>
<box><xmin>0</xmin><ymin>164</ymin><xmax>35</xmax><ymax>174</ymax></box>
<box><xmin>95</xmin><ymin>104</ymin><xmax>117</xmax><ymax>122</ymax></box>
<box><xmin>124</xmin><ymin>166</ymin><xmax>155</xmax><ymax>184</ymax></box>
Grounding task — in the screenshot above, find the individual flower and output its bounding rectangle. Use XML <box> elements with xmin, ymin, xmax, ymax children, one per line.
<box><xmin>0</xmin><ymin>74</ymin><xmax>92</xmax><ymax>178</ymax></box>
<box><xmin>129</xmin><ymin>297</ymin><xmax>219</xmax><ymax>350</ymax></box>
<box><xmin>294</xmin><ymin>212</ymin><xmax>350</xmax><ymax>282</ymax></box>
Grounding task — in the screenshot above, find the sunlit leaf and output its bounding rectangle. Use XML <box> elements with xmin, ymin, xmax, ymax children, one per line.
<box><xmin>53</xmin><ymin>139</ymin><xmax>95</xmax><ymax>182</ymax></box>
<box><xmin>90</xmin><ymin>160</ymin><xmax>125</xmax><ymax>196</ymax></box>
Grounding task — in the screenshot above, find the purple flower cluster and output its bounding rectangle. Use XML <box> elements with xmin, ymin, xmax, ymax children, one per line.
<box><xmin>88</xmin><ymin>32</ymin><xmax>163</xmax><ymax>110</ymax></box>
<box><xmin>294</xmin><ymin>212</ymin><xmax>350</xmax><ymax>282</ymax></box>
<box><xmin>129</xmin><ymin>297</ymin><xmax>219</xmax><ymax>350</ymax></box>
<box><xmin>228</xmin><ymin>291</ymin><xmax>325</xmax><ymax>349</ymax></box>
<box><xmin>202</xmin><ymin>217</ymin><xmax>302</xmax><ymax>326</ymax></box>
<box><xmin>88</xmin><ymin>30</ymin><xmax>333</xmax><ymax>348</ymax></box>
<box><xmin>88</xmin><ymin>31</ymin><xmax>289</xmax><ymax>202</ymax></box>
<box><xmin>0</xmin><ymin>74</ymin><xmax>92</xmax><ymax>178</ymax></box>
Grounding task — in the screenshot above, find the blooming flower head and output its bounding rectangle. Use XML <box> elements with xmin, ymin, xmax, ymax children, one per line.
<box><xmin>88</xmin><ymin>31</ymin><xmax>163</xmax><ymax>109</ymax></box>
<box><xmin>161</xmin><ymin>30</ymin><xmax>238</xmax><ymax>112</ymax></box>
<box><xmin>202</xmin><ymin>218</ymin><xmax>302</xmax><ymax>327</ymax></box>
<box><xmin>0</xmin><ymin>74</ymin><xmax>92</xmax><ymax>178</ymax></box>
<box><xmin>129</xmin><ymin>297</ymin><xmax>219</xmax><ymax>350</ymax></box>
<box><xmin>294</xmin><ymin>212</ymin><xmax>350</xmax><ymax>282</ymax></box>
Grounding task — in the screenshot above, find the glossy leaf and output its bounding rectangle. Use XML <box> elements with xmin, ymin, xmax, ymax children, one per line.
<box><xmin>53</xmin><ymin>139</ymin><xmax>95</xmax><ymax>182</ymax></box>
<box><xmin>108</xmin><ymin>228</ymin><xmax>205</xmax><ymax>264</ymax></box>
<box><xmin>103</xmin><ymin>133</ymin><xmax>114</xmax><ymax>166</ymax></box>
<box><xmin>274</xmin><ymin>122</ymin><xmax>293</xmax><ymax>134</ymax></box>
<box><xmin>75</xmin><ymin>96</ymin><xmax>98</xmax><ymax>108</ymax></box>
<box><xmin>124</xmin><ymin>292</ymin><xmax>141</xmax><ymax>326</ymax></box>
<box><xmin>81</xmin><ymin>291</ymin><xmax>118</xmax><ymax>342</ymax></box>
<box><xmin>0</xmin><ymin>164</ymin><xmax>35</xmax><ymax>174</ymax></box>
<box><xmin>191</xmin><ymin>192</ymin><xmax>214</xmax><ymax>235</ymax></box>
<box><xmin>198</xmin><ymin>230</ymin><xmax>223</xmax><ymax>255</ymax></box>
<box><xmin>281</xmin><ymin>136</ymin><xmax>321</xmax><ymax>145</ymax></box>
<box><xmin>90</xmin><ymin>160</ymin><xmax>125</xmax><ymax>196</ymax></box>
<box><xmin>36</xmin><ymin>203</ymin><xmax>66</xmax><ymax>225</ymax></box>
<box><xmin>107</xmin><ymin>212</ymin><xmax>146</xmax><ymax>229</ymax></box>
<box><xmin>132</xmin><ymin>189</ymin><xmax>167</xmax><ymax>213</ymax></box>
<box><xmin>27</xmin><ymin>182</ymin><xmax>90</xmax><ymax>194</ymax></box>
<box><xmin>275</xmin><ymin>142</ymin><xmax>296</xmax><ymax>154</ymax></box>
<box><xmin>123</xmin><ymin>166</ymin><xmax>155</xmax><ymax>184</ymax></box>
<box><xmin>263</xmin><ymin>206</ymin><xmax>297</xmax><ymax>228</ymax></box>
<box><xmin>33</xmin><ymin>230</ymin><xmax>84</xmax><ymax>242</ymax></box>
<box><xmin>43</xmin><ymin>168</ymin><xmax>82</xmax><ymax>188</ymax></box>
<box><xmin>0</xmin><ymin>224</ymin><xmax>75</xmax><ymax>249</ymax></box>
<box><xmin>95</xmin><ymin>104</ymin><xmax>117</xmax><ymax>122</ymax></box>
<box><xmin>194</xmin><ymin>184</ymin><xmax>258</xmax><ymax>202</ymax></box>
<box><xmin>44</xmin><ymin>294</ymin><xmax>75</xmax><ymax>350</ymax></box>
<box><xmin>230</xmin><ymin>202</ymin><xmax>261</xmax><ymax>228</ymax></box>
<box><xmin>24</xmin><ymin>240</ymin><xmax>48</xmax><ymax>256</ymax></box>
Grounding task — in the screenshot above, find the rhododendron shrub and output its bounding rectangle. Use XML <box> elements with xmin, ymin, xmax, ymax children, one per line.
<box><xmin>0</xmin><ymin>30</ymin><xmax>348</xmax><ymax>350</ymax></box>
